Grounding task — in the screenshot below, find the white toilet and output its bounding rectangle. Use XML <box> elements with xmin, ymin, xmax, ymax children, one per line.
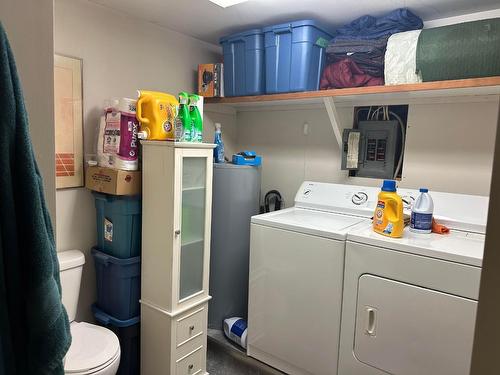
<box><xmin>58</xmin><ymin>250</ymin><xmax>121</xmax><ymax>375</ymax></box>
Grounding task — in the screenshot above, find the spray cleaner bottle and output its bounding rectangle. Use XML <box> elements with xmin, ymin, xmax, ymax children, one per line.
<box><xmin>213</xmin><ymin>122</ymin><xmax>225</xmax><ymax>163</ymax></box>
<box><xmin>189</xmin><ymin>94</ymin><xmax>203</xmax><ymax>142</ymax></box>
<box><xmin>177</xmin><ymin>92</ymin><xmax>191</xmax><ymax>142</ymax></box>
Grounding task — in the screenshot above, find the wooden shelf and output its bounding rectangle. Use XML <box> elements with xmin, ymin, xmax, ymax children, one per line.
<box><xmin>204</xmin><ymin>76</ymin><xmax>500</xmax><ymax>149</ymax></box>
<box><xmin>205</xmin><ymin>76</ymin><xmax>500</xmax><ymax>108</ymax></box>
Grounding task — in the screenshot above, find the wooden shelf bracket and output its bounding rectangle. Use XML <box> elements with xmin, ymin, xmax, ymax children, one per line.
<box><xmin>323</xmin><ymin>96</ymin><xmax>343</xmax><ymax>148</ymax></box>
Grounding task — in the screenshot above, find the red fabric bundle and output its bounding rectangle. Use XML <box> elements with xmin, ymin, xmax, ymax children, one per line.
<box><xmin>320</xmin><ymin>58</ymin><xmax>384</xmax><ymax>89</ymax></box>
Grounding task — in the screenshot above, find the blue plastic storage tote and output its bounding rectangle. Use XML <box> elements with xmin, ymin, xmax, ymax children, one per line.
<box><xmin>263</xmin><ymin>20</ymin><xmax>333</xmax><ymax>93</ymax></box>
<box><xmin>93</xmin><ymin>305</ymin><xmax>140</xmax><ymax>375</ymax></box>
<box><xmin>220</xmin><ymin>28</ymin><xmax>265</xmax><ymax>96</ymax></box>
<box><xmin>93</xmin><ymin>192</ymin><xmax>141</xmax><ymax>259</ymax></box>
<box><xmin>92</xmin><ymin>248</ymin><xmax>141</xmax><ymax>320</ymax></box>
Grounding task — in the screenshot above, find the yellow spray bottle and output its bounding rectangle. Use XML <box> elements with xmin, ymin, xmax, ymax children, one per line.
<box><xmin>373</xmin><ymin>180</ymin><xmax>404</xmax><ymax>238</ymax></box>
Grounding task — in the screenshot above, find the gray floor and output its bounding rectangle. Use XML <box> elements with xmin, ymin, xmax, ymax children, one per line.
<box><xmin>207</xmin><ymin>329</ymin><xmax>284</xmax><ymax>375</ymax></box>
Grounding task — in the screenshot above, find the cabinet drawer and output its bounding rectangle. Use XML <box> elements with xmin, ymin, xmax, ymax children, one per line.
<box><xmin>176</xmin><ymin>345</ymin><xmax>203</xmax><ymax>375</ymax></box>
<box><xmin>176</xmin><ymin>306</ymin><xmax>205</xmax><ymax>347</ymax></box>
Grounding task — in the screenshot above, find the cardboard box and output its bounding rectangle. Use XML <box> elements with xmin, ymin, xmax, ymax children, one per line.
<box><xmin>86</xmin><ymin>166</ymin><xmax>141</xmax><ymax>195</ymax></box>
<box><xmin>198</xmin><ymin>63</ymin><xmax>223</xmax><ymax>97</ymax></box>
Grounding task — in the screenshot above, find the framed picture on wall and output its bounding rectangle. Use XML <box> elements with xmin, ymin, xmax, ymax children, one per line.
<box><xmin>54</xmin><ymin>54</ymin><xmax>84</xmax><ymax>189</ymax></box>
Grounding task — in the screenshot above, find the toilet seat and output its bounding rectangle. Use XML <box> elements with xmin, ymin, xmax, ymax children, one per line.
<box><xmin>65</xmin><ymin>322</ymin><xmax>120</xmax><ymax>374</ymax></box>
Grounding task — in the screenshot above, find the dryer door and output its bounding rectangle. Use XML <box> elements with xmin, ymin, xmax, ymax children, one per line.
<box><xmin>354</xmin><ymin>274</ymin><xmax>477</xmax><ymax>375</ymax></box>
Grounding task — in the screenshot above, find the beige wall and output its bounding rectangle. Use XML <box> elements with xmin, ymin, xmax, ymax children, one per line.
<box><xmin>0</xmin><ymin>0</ymin><xmax>56</xmax><ymax>222</ymax></box>
<box><xmin>54</xmin><ymin>0</ymin><xmax>224</xmax><ymax>322</ymax></box>
<box><xmin>236</xmin><ymin>98</ymin><xmax>499</xmax><ymax>206</ymax></box>
<box><xmin>471</xmin><ymin>105</ymin><xmax>500</xmax><ymax>375</ymax></box>
<box><xmin>54</xmin><ymin>0</ymin><xmax>500</xmax><ymax>323</ymax></box>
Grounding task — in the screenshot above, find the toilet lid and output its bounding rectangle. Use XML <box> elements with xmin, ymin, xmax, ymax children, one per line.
<box><xmin>65</xmin><ymin>322</ymin><xmax>120</xmax><ymax>373</ymax></box>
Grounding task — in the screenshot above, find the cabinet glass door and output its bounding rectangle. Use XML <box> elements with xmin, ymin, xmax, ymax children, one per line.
<box><xmin>179</xmin><ymin>156</ymin><xmax>206</xmax><ymax>301</ymax></box>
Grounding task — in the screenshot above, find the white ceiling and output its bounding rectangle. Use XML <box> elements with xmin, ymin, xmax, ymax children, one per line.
<box><xmin>89</xmin><ymin>0</ymin><xmax>500</xmax><ymax>45</ymax></box>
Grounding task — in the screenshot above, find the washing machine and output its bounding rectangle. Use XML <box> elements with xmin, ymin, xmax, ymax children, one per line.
<box><xmin>338</xmin><ymin>190</ymin><xmax>489</xmax><ymax>375</ymax></box>
<box><xmin>247</xmin><ymin>181</ymin><xmax>381</xmax><ymax>375</ymax></box>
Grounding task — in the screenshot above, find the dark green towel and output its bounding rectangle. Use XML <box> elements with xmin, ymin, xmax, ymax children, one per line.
<box><xmin>0</xmin><ymin>22</ymin><xmax>71</xmax><ymax>374</ymax></box>
<box><xmin>416</xmin><ymin>18</ymin><xmax>500</xmax><ymax>82</ymax></box>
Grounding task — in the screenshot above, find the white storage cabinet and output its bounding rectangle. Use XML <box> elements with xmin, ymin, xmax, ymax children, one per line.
<box><xmin>140</xmin><ymin>141</ymin><xmax>215</xmax><ymax>375</ymax></box>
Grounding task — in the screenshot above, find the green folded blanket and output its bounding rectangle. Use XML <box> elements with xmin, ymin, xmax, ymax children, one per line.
<box><xmin>0</xmin><ymin>22</ymin><xmax>71</xmax><ymax>374</ymax></box>
<box><xmin>416</xmin><ymin>18</ymin><xmax>500</xmax><ymax>82</ymax></box>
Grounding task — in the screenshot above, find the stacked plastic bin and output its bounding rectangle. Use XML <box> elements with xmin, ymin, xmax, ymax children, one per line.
<box><xmin>92</xmin><ymin>192</ymin><xmax>142</xmax><ymax>375</ymax></box>
<box><xmin>220</xmin><ymin>19</ymin><xmax>333</xmax><ymax>96</ymax></box>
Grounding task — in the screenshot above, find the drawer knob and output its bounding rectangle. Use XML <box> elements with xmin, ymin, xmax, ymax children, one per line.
<box><xmin>175</xmin><ymin>229</ymin><xmax>181</xmax><ymax>236</ymax></box>
<box><xmin>189</xmin><ymin>325</ymin><xmax>195</xmax><ymax>332</ymax></box>
<box><xmin>188</xmin><ymin>364</ymin><xmax>194</xmax><ymax>370</ymax></box>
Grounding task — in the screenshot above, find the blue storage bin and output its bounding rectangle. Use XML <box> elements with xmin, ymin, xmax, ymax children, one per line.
<box><xmin>220</xmin><ymin>28</ymin><xmax>265</xmax><ymax>96</ymax></box>
<box><xmin>263</xmin><ymin>20</ymin><xmax>333</xmax><ymax>93</ymax></box>
<box><xmin>93</xmin><ymin>192</ymin><xmax>142</xmax><ymax>259</ymax></box>
<box><xmin>92</xmin><ymin>248</ymin><xmax>141</xmax><ymax>320</ymax></box>
<box><xmin>92</xmin><ymin>305</ymin><xmax>140</xmax><ymax>375</ymax></box>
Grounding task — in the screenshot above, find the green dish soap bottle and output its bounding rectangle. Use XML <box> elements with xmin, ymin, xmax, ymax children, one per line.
<box><xmin>189</xmin><ymin>94</ymin><xmax>203</xmax><ymax>142</ymax></box>
<box><xmin>177</xmin><ymin>92</ymin><xmax>191</xmax><ymax>142</ymax></box>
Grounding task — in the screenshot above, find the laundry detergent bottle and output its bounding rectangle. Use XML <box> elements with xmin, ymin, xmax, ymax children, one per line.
<box><xmin>189</xmin><ymin>94</ymin><xmax>203</xmax><ymax>142</ymax></box>
<box><xmin>136</xmin><ymin>90</ymin><xmax>179</xmax><ymax>140</ymax></box>
<box><xmin>373</xmin><ymin>180</ymin><xmax>404</xmax><ymax>238</ymax></box>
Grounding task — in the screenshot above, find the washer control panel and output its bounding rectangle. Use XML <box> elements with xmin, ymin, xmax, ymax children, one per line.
<box><xmin>400</xmin><ymin>194</ymin><xmax>416</xmax><ymax>210</ymax></box>
<box><xmin>351</xmin><ymin>192</ymin><xmax>369</xmax><ymax>205</ymax></box>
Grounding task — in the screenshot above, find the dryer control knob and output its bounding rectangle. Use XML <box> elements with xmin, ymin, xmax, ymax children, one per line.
<box><xmin>352</xmin><ymin>192</ymin><xmax>368</xmax><ymax>205</ymax></box>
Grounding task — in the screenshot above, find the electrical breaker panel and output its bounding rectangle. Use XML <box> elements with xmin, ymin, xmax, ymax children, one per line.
<box><xmin>341</xmin><ymin>120</ymin><xmax>400</xmax><ymax>179</ymax></box>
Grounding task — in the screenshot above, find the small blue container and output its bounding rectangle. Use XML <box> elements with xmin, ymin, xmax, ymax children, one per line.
<box><xmin>93</xmin><ymin>192</ymin><xmax>142</xmax><ymax>259</ymax></box>
<box><xmin>92</xmin><ymin>248</ymin><xmax>141</xmax><ymax>320</ymax></box>
<box><xmin>220</xmin><ymin>28</ymin><xmax>265</xmax><ymax>97</ymax></box>
<box><xmin>263</xmin><ymin>20</ymin><xmax>333</xmax><ymax>93</ymax></box>
<box><xmin>232</xmin><ymin>151</ymin><xmax>262</xmax><ymax>166</ymax></box>
<box><xmin>93</xmin><ymin>305</ymin><xmax>140</xmax><ymax>375</ymax></box>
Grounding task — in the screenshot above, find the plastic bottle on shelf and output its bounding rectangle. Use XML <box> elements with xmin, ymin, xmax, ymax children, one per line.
<box><xmin>177</xmin><ymin>92</ymin><xmax>192</xmax><ymax>142</ymax></box>
<box><xmin>410</xmin><ymin>188</ymin><xmax>434</xmax><ymax>234</ymax></box>
<box><xmin>213</xmin><ymin>123</ymin><xmax>225</xmax><ymax>163</ymax></box>
<box><xmin>136</xmin><ymin>90</ymin><xmax>178</xmax><ymax>141</ymax></box>
<box><xmin>189</xmin><ymin>94</ymin><xmax>203</xmax><ymax>142</ymax></box>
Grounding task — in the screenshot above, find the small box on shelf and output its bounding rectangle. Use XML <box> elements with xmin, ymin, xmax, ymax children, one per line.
<box><xmin>86</xmin><ymin>166</ymin><xmax>141</xmax><ymax>195</ymax></box>
<box><xmin>198</xmin><ymin>63</ymin><xmax>224</xmax><ymax>98</ymax></box>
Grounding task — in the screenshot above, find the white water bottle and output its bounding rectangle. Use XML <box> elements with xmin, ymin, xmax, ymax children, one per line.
<box><xmin>410</xmin><ymin>188</ymin><xmax>434</xmax><ymax>234</ymax></box>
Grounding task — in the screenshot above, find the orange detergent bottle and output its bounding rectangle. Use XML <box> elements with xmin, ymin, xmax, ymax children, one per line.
<box><xmin>136</xmin><ymin>90</ymin><xmax>179</xmax><ymax>140</ymax></box>
<box><xmin>373</xmin><ymin>180</ymin><xmax>404</xmax><ymax>238</ymax></box>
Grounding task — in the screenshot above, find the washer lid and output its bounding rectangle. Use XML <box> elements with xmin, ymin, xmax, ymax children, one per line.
<box><xmin>251</xmin><ymin>207</ymin><xmax>367</xmax><ymax>240</ymax></box>
<box><xmin>65</xmin><ymin>322</ymin><xmax>120</xmax><ymax>373</ymax></box>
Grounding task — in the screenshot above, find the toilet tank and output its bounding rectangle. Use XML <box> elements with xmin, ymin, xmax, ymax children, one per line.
<box><xmin>57</xmin><ymin>250</ymin><xmax>85</xmax><ymax>322</ymax></box>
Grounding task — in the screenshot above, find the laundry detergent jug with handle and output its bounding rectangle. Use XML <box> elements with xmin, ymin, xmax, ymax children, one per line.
<box><xmin>136</xmin><ymin>90</ymin><xmax>179</xmax><ymax>141</ymax></box>
<box><xmin>373</xmin><ymin>180</ymin><xmax>404</xmax><ymax>238</ymax></box>
<box><xmin>410</xmin><ymin>188</ymin><xmax>434</xmax><ymax>234</ymax></box>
